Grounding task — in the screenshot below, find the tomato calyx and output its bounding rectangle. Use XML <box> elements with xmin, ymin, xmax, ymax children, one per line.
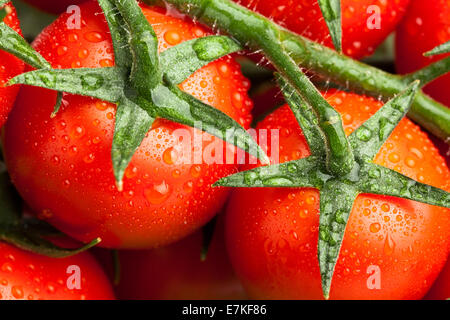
<box><xmin>215</xmin><ymin>77</ymin><xmax>450</xmax><ymax>298</ymax></box>
<box><xmin>424</xmin><ymin>40</ymin><xmax>450</xmax><ymax>57</ymax></box>
<box><xmin>1</xmin><ymin>0</ymin><xmax>269</xmax><ymax>190</ymax></box>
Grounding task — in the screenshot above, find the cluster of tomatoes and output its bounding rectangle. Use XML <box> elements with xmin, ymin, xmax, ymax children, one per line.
<box><xmin>0</xmin><ymin>0</ymin><xmax>448</xmax><ymax>300</ymax></box>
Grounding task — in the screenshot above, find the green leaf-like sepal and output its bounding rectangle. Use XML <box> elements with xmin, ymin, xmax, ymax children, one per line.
<box><xmin>318</xmin><ymin>181</ymin><xmax>358</xmax><ymax>299</ymax></box>
<box><xmin>317</xmin><ymin>0</ymin><xmax>342</xmax><ymax>52</ymax></box>
<box><xmin>152</xmin><ymin>83</ymin><xmax>270</xmax><ymax>164</ymax></box>
<box><xmin>0</xmin><ymin>230</ymin><xmax>101</xmax><ymax>258</ymax></box>
<box><xmin>9</xmin><ymin>67</ymin><xmax>125</xmax><ymax>103</ymax></box>
<box><xmin>357</xmin><ymin>163</ymin><xmax>450</xmax><ymax>208</ymax></box>
<box><xmin>111</xmin><ymin>97</ymin><xmax>155</xmax><ymax>189</ymax></box>
<box><xmin>276</xmin><ymin>74</ymin><xmax>326</xmax><ymax>157</ymax></box>
<box><xmin>349</xmin><ymin>81</ymin><xmax>420</xmax><ymax>161</ymax></box>
<box><xmin>0</xmin><ymin>167</ymin><xmax>101</xmax><ymax>257</ymax></box>
<box><xmin>0</xmin><ymin>22</ymin><xmax>50</xmax><ymax>69</ymax></box>
<box><xmin>114</xmin><ymin>0</ymin><xmax>161</xmax><ymax>95</ymax></box>
<box><xmin>97</xmin><ymin>0</ymin><xmax>130</xmax><ymax>69</ymax></box>
<box><xmin>424</xmin><ymin>40</ymin><xmax>450</xmax><ymax>56</ymax></box>
<box><xmin>214</xmin><ymin>157</ymin><xmax>325</xmax><ymax>188</ymax></box>
<box><xmin>161</xmin><ymin>36</ymin><xmax>242</xmax><ymax>85</ymax></box>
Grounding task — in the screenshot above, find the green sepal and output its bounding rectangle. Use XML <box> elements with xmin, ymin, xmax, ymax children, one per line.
<box><xmin>114</xmin><ymin>0</ymin><xmax>161</xmax><ymax>95</ymax></box>
<box><xmin>111</xmin><ymin>97</ymin><xmax>155</xmax><ymax>189</ymax></box>
<box><xmin>51</xmin><ymin>91</ymin><xmax>64</xmax><ymax>118</ymax></box>
<box><xmin>214</xmin><ymin>156</ymin><xmax>326</xmax><ymax>188</ymax></box>
<box><xmin>349</xmin><ymin>81</ymin><xmax>420</xmax><ymax>161</ymax></box>
<box><xmin>318</xmin><ymin>181</ymin><xmax>358</xmax><ymax>299</ymax></box>
<box><xmin>201</xmin><ymin>215</ymin><xmax>218</xmax><ymax>261</ymax></box>
<box><xmin>161</xmin><ymin>36</ymin><xmax>242</xmax><ymax>85</ymax></box>
<box><xmin>152</xmin><ymin>83</ymin><xmax>270</xmax><ymax>164</ymax></box>
<box><xmin>0</xmin><ymin>22</ymin><xmax>50</xmax><ymax>69</ymax></box>
<box><xmin>0</xmin><ymin>229</ymin><xmax>101</xmax><ymax>258</ymax></box>
<box><xmin>97</xmin><ymin>0</ymin><xmax>130</xmax><ymax>69</ymax></box>
<box><xmin>276</xmin><ymin>74</ymin><xmax>326</xmax><ymax>157</ymax></box>
<box><xmin>9</xmin><ymin>67</ymin><xmax>125</xmax><ymax>103</ymax></box>
<box><xmin>424</xmin><ymin>40</ymin><xmax>450</xmax><ymax>56</ymax></box>
<box><xmin>317</xmin><ymin>0</ymin><xmax>342</xmax><ymax>52</ymax></box>
<box><xmin>357</xmin><ymin>163</ymin><xmax>450</xmax><ymax>208</ymax></box>
<box><xmin>0</xmin><ymin>0</ymin><xmax>8</xmax><ymax>8</ymax></box>
<box><xmin>0</xmin><ymin>166</ymin><xmax>101</xmax><ymax>258</ymax></box>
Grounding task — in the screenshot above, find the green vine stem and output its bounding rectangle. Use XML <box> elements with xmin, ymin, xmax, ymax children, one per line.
<box><xmin>144</xmin><ymin>0</ymin><xmax>450</xmax><ymax>143</ymax></box>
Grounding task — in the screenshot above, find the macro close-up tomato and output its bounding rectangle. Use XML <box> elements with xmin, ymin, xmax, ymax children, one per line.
<box><xmin>236</xmin><ymin>0</ymin><xmax>411</xmax><ymax>59</ymax></box>
<box><xmin>114</xmin><ymin>219</ymin><xmax>247</xmax><ymax>300</ymax></box>
<box><xmin>1</xmin><ymin>0</ymin><xmax>450</xmax><ymax>306</ymax></box>
<box><xmin>21</xmin><ymin>0</ymin><xmax>87</xmax><ymax>14</ymax></box>
<box><xmin>0</xmin><ymin>2</ymin><xmax>24</xmax><ymax>128</ymax></box>
<box><xmin>3</xmin><ymin>1</ymin><xmax>253</xmax><ymax>249</ymax></box>
<box><xmin>396</xmin><ymin>0</ymin><xmax>450</xmax><ymax>107</ymax></box>
<box><xmin>225</xmin><ymin>90</ymin><xmax>450</xmax><ymax>300</ymax></box>
<box><xmin>0</xmin><ymin>241</ymin><xmax>114</xmax><ymax>300</ymax></box>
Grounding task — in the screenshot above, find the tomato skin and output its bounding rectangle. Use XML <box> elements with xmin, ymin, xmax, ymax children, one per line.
<box><xmin>114</xmin><ymin>219</ymin><xmax>246</xmax><ymax>300</ymax></box>
<box><xmin>424</xmin><ymin>256</ymin><xmax>450</xmax><ymax>300</ymax></box>
<box><xmin>396</xmin><ymin>0</ymin><xmax>450</xmax><ymax>107</ymax></box>
<box><xmin>225</xmin><ymin>90</ymin><xmax>450</xmax><ymax>300</ymax></box>
<box><xmin>0</xmin><ymin>241</ymin><xmax>114</xmax><ymax>300</ymax></box>
<box><xmin>236</xmin><ymin>0</ymin><xmax>410</xmax><ymax>59</ymax></box>
<box><xmin>0</xmin><ymin>2</ymin><xmax>25</xmax><ymax>128</ymax></box>
<box><xmin>21</xmin><ymin>0</ymin><xmax>87</xmax><ymax>14</ymax></box>
<box><xmin>3</xmin><ymin>1</ymin><xmax>253</xmax><ymax>249</ymax></box>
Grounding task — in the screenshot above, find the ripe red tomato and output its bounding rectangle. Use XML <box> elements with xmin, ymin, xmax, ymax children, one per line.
<box><xmin>3</xmin><ymin>1</ymin><xmax>253</xmax><ymax>249</ymax></box>
<box><xmin>225</xmin><ymin>90</ymin><xmax>450</xmax><ymax>299</ymax></box>
<box><xmin>115</xmin><ymin>219</ymin><xmax>247</xmax><ymax>300</ymax></box>
<box><xmin>0</xmin><ymin>241</ymin><xmax>114</xmax><ymax>300</ymax></box>
<box><xmin>21</xmin><ymin>0</ymin><xmax>87</xmax><ymax>14</ymax></box>
<box><xmin>236</xmin><ymin>0</ymin><xmax>410</xmax><ymax>59</ymax></box>
<box><xmin>396</xmin><ymin>0</ymin><xmax>450</xmax><ymax>107</ymax></box>
<box><xmin>0</xmin><ymin>2</ymin><xmax>25</xmax><ymax>128</ymax></box>
<box><xmin>424</xmin><ymin>256</ymin><xmax>450</xmax><ymax>300</ymax></box>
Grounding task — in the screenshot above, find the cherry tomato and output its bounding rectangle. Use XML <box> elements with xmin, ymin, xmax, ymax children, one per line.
<box><xmin>3</xmin><ymin>1</ymin><xmax>253</xmax><ymax>248</ymax></box>
<box><xmin>225</xmin><ymin>90</ymin><xmax>450</xmax><ymax>299</ymax></box>
<box><xmin>396</xmin><ymin>0</ymin><xmax>450</xmax><ymax>107</ymax></box>
<box><xmin>0</xmin><ymin>241</ymin><xmax>114</xmax><ymax>300</ymax></box>
<box><xmin>115</xmin><ymin>219</ymin><xmax>247</xmax><ymax>300</ymax></box>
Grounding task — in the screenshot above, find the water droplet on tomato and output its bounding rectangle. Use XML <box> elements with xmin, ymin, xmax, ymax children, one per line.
<box><xmin>144</xmin><ymin>181</ymin><xmax>171</xmax><ymax>204</ymax></box>
<box><xmin>84</xmin><ymin>31</ymin><xmax>104</xmax><ymax>43</ymax></box>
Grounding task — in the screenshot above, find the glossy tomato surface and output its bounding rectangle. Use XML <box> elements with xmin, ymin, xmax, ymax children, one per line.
<box><xmin>226</xmin><ymin>90</ymin><xmax>450</xmax><ymax>299</ymax></box>
<box><xmin>0</xmin><ymin>242</ymin><xmax>114</xmax><ymax>300</ymax></box>
<box><xmin>236</xmin><ymin>0</ymin><xmax>410</xmax><ymax>58</ymax></box>
<box><xmin>396</xmin><ymin>0</ymin><xmax>450</xmax><ymax>107</ymax></box>
<box><xmin>3</xmin><ymin>1</ymin><xmax>253</xmax><ymax>249</ymax></box>
<box><xmin>0</xmin><ymin>2</ymin><xmax>25</xmax><ymax>128</ymax></box>
<box><xmin>115</xmin><ymin>219</ymin><xmax>247</xmax><ymax>300</ymax></box>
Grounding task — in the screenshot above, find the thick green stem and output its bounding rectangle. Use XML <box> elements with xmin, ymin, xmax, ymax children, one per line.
<box><xmin>144</xmin><ymin>0</ymin><xmax>450</xmax><ymax>142</ymax></box>
<box><xmin>145</xmin><ymin>0</ymin><xmax>354</xmax><ymax>175</ymax></box>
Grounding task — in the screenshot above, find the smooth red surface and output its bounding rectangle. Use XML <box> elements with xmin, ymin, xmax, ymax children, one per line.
<box><xmin>0</xmin><ymin>2</ymin><xmax>25</xmax><ymax>128</ymax></box>
<box><xmin>3</xmin><ymin>1</ymin><xmax>253</xmax><ymax>249</ymax></box>
<box><xmin>0</xmin><ymin>241</ymin><xmax>114</xmax><ymax>300</ymax></box>
<box><xmin>396</xmin><ymin>0</ymin><xmax>450</xmax><ymax>107</ymax></box>
<box><xmin>424</xmin><ymin>256</ymin><xmax>450</xmax><ymax>300</ymax></box>
<box><xmin>226</xmin><ymin>90</ymin><xmax>450</xmax><ymax>299</ymax></box>
<box><xmin>236</xmin><ymin>0</ymin><xmax>410</xmax><ymax>59</ymax></box>
<box><xmin>115</xmin><ymin>219</ymin><xmax>247</xmax><ymax>300</ymax></box>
